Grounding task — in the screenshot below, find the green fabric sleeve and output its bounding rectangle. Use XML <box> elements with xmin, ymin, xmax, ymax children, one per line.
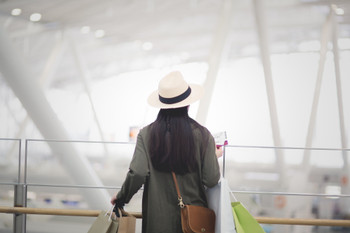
<box><xmin>201</xmin><ymin>134</ymin><xmax>220</xmax><ymax>188</ymax></box>
<box><xmin>117</xmin><ymin>130</ymin><xmax>150</xmax><ymax>203</ymax></box>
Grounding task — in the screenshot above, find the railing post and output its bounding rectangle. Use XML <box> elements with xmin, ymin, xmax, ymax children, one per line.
<box><xmin>13</xmin><ymin>138</ymin><xmax>26</xmax><ymax>233</ymax></box>
<box><xmin>13</xmin><ymin>184</ymin><xmax>27</xmax><ymax>233</ymax></box>
<box><xmin>222</xmin><ymin>146</ymin><xmax>226</xmax><ymax>178</ymax></box>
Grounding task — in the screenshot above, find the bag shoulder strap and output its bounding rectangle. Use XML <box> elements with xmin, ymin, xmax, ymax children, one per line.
<box><xmin>171</xmin><ymin>172</ymin><xmax>185</xmax><ymax>208</ymax></box>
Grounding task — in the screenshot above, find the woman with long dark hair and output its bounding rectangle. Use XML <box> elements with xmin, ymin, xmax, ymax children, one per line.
<box><xmin>111</xmin><ymin>71</ymin><xmax>222</xmax><ymax>233</ymax></box>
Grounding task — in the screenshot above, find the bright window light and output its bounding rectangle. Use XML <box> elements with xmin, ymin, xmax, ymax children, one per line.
<box><xmin>30</xmin><ymin>13</ymin><xmax>42</xmax><ymax>22</ymax></box>
<box><xmin>297</xmin><ymin>40</ymin><xmax>320</xmax><ymax>52</ymax></box>
<box><xmin>80</xmin><ymin>26</ymin><xmax>90</xmax><ymax>34</ymax></box>
<box><xmin>339</xmin><ymin>38</ymin><xmax>350</xmax><ymax>49</ymax></box>
<box><xmin>335</xmin><ymin>7</ymin><xmax>345</xmax><ymax>15</ymax></box>
<box><xmin>325</xmin><ymin>185</ymin><xmax>341</xmax><ymax>198</ymax></box>
<box><xmin>142</xmin><ymin>42</ymin><xmax>153</xmax><ymax>51</ymax></box>
<box><xmin>11</xmin><ymin>8</ymin><xmax>22</xmax><ymax>16</ymax></box>
<box><xmin>95</xmin><ymin>29</ymin><xmax>105</xmax><ymax>38</ymax></box>
<box><xmin>180</xmin><ymin>52</ymin><xmax>190</xmax><ymax>61</ymax></box>
<box><xmin>245</xmin><ymin>172</ymin><xmax>280</xmax><ymax>181</ymax></box>
<box><xmin>27</xmin><ymin>191</ymin><xmax>37</xmax><ymax>200</ymax></box>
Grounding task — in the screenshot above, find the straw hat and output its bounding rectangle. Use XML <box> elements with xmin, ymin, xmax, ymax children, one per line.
<box><xmin>147</xmin><ymin>71</ymin><xmax>204</xmax><ymax>109</ymax></box>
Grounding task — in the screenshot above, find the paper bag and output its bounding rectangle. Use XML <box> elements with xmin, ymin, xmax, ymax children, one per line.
<box><xmin>87</xmin><ymin>211</ymin><xmax>118</xmax><ymax>233</ymax></box>
<box><xmin>117</xmin><ymin>209</ymin><xmax>136</xmax><ymax>233</ymax></box>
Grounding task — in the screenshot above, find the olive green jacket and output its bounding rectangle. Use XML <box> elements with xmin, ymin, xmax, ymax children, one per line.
<box><xmin>117</xmin><ymin>123</ymin><xmax>220</xmax><ymax>233</ymax></box>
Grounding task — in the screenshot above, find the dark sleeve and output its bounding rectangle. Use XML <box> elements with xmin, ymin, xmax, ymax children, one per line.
<box><xmin>116</xmin><ymin>130</ymin><xmax>150</xmax><ymax>203</ymax></box>
<box><xmin>201</xmin><ymin>133</ymin><xmax>220</xmax><ymax>188</ymax></box>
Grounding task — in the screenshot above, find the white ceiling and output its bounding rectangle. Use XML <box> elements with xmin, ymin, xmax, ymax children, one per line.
<box><xmin>0</xmin><ymin>0</ymin><xmax>349</xmax><ymax>87</ymax></box>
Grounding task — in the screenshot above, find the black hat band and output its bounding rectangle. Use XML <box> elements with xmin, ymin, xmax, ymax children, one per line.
<box><xmin>159</xmin><ymin>86</ymin><xmax>191</xmax><ymax>104</ymax></box>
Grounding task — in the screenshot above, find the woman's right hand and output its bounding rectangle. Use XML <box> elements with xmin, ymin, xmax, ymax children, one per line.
<box><xmin>110</xmin><ymin>194</ymin><xmax>125</xmax><ymax>209</ymax></box>
<box><xmin>110</xmin><ymin>194</ymin><xmax>117</xmax><ymax>205</ymax></box>
<box><xmin>215</xmin><ymin>146</ymin><xmax>223</xmax><ymax>158</ymax></box>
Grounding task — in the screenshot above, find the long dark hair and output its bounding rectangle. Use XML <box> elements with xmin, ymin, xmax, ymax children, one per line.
<box><xmin>148</xmin><ymin>106</ymin><xmax>198</xmax><ymax>174</ymax></box>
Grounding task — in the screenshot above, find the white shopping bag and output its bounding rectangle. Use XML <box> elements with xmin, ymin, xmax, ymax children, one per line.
<box><xmin>206</xmin><ymin>177</ymin><xmax>236</xmax><ymax>233</ymax></box>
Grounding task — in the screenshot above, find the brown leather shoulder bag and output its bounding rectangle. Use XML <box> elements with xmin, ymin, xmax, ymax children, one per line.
<box><xmin>172</xmin><ymin>172</ymin><xmax>216</xmax><ymax>233</ymax></box>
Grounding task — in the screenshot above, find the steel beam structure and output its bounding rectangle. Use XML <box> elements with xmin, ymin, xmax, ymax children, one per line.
<box><xmin>7</xmin><ymin>33</ymin><xmax>67</xmax><ymax>167</ymax></box>
<box><xmin>70</xmin><ymin>37</ymin><xmax>109</xmax><ymax>156</ymax></box>
<box><xmin>331</xmin><ymin>5</ymin><xmax>350</xmax><ymax>201</ymax></box>
<box><xmin>253</xmin><ymin>0</ymin><xmax>285</xmax><ymax>184</ymax></box>
<box><xmin>196</xmin><ymin>0</ymin><xmax>234</xmax><ymax>125</ymax></box>
<box><xmin>302</xmin><ymin>13</ymin><xmax>333</xmax><ymax>169</ymax></box>
<box><xmin>0</xmin><ymin>26</ymin><xmax>110</xmax><ymax>210</ymax></box>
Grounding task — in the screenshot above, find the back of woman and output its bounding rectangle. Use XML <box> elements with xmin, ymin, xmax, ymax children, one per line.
<box><xmin>111</xmin><ymin>71</ymin><xmax>221</xmax><ymax>233</ymax></box>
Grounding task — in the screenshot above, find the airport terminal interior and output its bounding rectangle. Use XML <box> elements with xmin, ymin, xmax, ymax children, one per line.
<box><xmin>0</xmin><ymin>0</ymin><xmax>350</xmax><ymax>232</ymax></box>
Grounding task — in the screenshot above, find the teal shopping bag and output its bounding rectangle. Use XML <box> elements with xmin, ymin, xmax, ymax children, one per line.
<box><xmin>231</xmin><ymin>202</ymin><xmax>266</xmax><ymax>233</ymax></box>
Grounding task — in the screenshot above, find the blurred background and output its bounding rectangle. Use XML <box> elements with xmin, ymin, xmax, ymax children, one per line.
<box><xmin>0</xmin><ymin>0</ymin><xmax>350</xmax><ymax>232</ymax></box>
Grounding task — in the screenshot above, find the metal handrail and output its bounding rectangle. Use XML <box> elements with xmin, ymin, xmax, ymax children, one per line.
<box><xmin>1</xmin><ymin>206</ymin><xmax>350</xmax><ymax>227</ymax></box>
<box><xmin>2</xmin><ymin>182</ymin><xmax>349</xmax><ymax>198</ymax></box>
<box><xmin>2</xmin><ymin>138</ymin><xmax>350</xmax><ymax>230</ymax></box>
<box><xmin>226</xmin><ymin>144</ymin><xmax>350</xmax><ymax>151</ymax></box>
<box><xmin>18</xmin><ymin>138</ymin><xmax>350</xmax><ymax>151</ymax></box>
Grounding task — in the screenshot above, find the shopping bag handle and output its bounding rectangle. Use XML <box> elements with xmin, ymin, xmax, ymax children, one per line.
<box><xmin>220</xmin><ymin>176</ymin><xmax>238</xmax><ymax>202</ymax></box>
<box><xmin>230</xmin><ymin>190</ymin><xmax>238</xmax><ymax>202</ymax></box>
<box><xmin>105</xmin><ymin>204</ymin><xmax>115</xmax><ymax>221</ymax></box>
<box><xmin>113</xmin><ymin>205</ymin><xmax>131</xmax><ymax>218</ymax></box>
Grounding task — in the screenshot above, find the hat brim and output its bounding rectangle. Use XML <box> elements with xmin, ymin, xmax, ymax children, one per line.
<box><xmin>147</xmin><ymin>84</ymin><xmax>204</xmax><ymax>109</ymax></box>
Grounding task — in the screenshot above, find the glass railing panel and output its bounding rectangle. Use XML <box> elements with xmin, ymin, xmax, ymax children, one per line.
<box><xmin>0</xmin><ymin>213</ymin><xmax>13</xmax><ymax>233</ymax></box>
<box><xmin>14</xmin><ymin>139</ymin><xmax>350</xmax><ymax>233</ymax></box>
<box><xmin>0</xmin><ymin>138</ymin><xmax>20</xmax><ymax>220</ymax></box>
<box><xmin>0</xmin><ymin>184</ymin><xmax>15</xmax><ymax>208</ymax></box>
<box><xmin>0</xmin><ymin>139</ymin><xmax>21</xmax><ymax>183</ymax></box>
<box><xmin>232</xmin><ymin>193</ymin><xmax>350</xmax><ymax>233</ymax></box>
<box><xmin>224</xmin><ymin>145</ymin><xmax>347</xmax><ymax>193</ymax></box>
<box><xmin>232</xmin><ymin>193</ymin><xmax>349</xmax><ymax>219</ymax></box>
<box><xmin>25</xmin><ymin>186</ymin><xmax>142</xmax><ymax>212</ymax></box>
<box><xmin>25</xmin><ymin>140</ymin><xmax>135</xmax><ymax>187</ymax></box>
<box><xmin>0</xmin><ymin>184</ymin><xmax>15</xmax><ymax>233</ymax></box>
<box><xmin>25</xmin><ymin>186</ymin><xmax>142</xmax><ymax>233</ymax></box>
<box><xmin>224</xmin><ymin>145</ymin><xmax>350</xmax><ymax>233</ymax></box>
<box><xmin>25</xmin><ymin>214</ymin><xmax>143</xmax><ymax>233</ymax></box>
<box><xmin>261</xmin><ymin>225</ymin><xmax>350</xmax><ymax>233</ymax></box>
<box><xmin>25</xmin><ymin>214</ymin><xmax>95</xmax><ymax>233</ymax></box>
